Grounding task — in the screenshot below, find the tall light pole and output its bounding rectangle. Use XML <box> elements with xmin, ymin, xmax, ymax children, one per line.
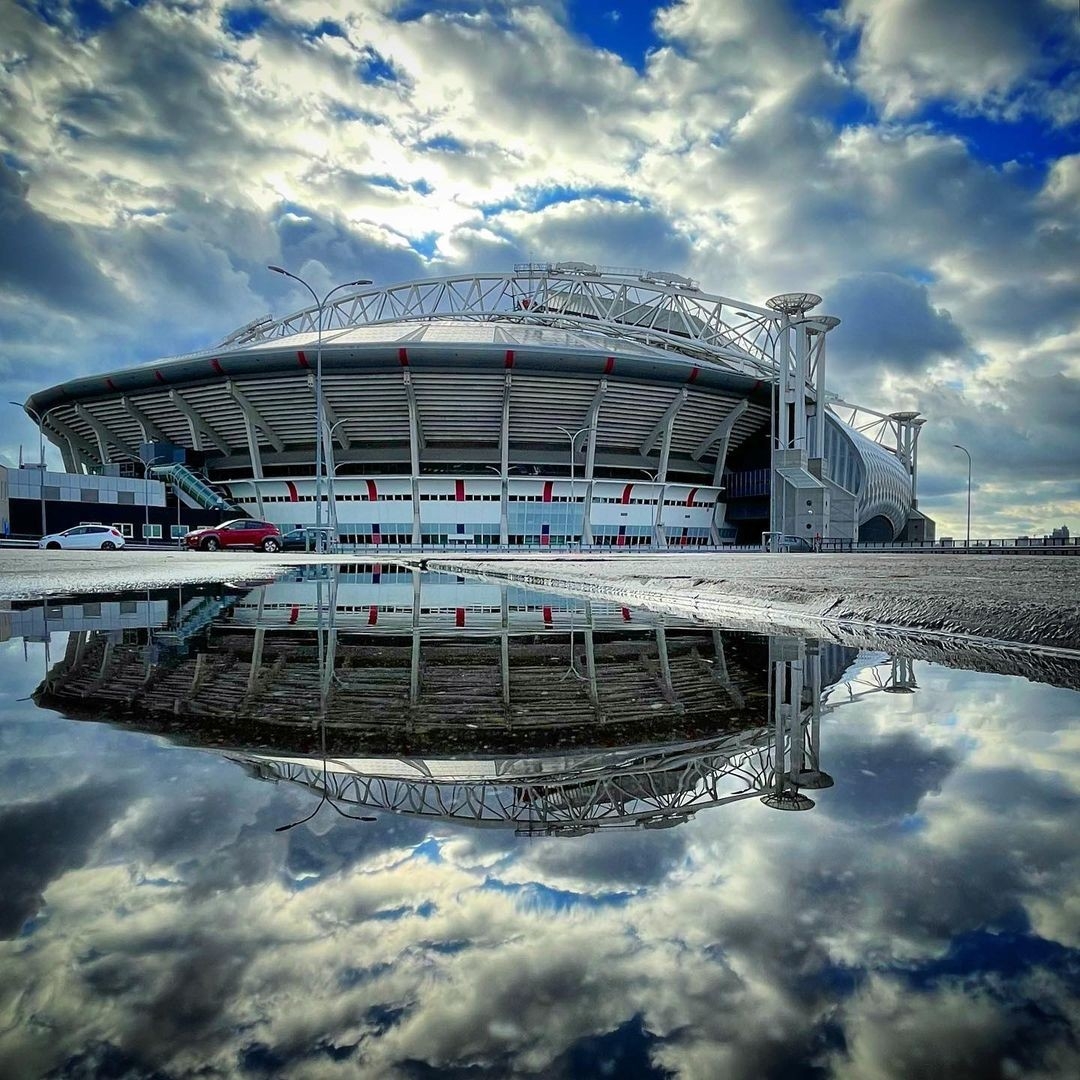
<box><xmin>117</xmin><ymin>453</ymin><xmax>167</xmax><ymax>543</ymax></box>
<box><xmin>953</xmin><ymin>443</ymin><xmax>972</xmax><ymax>548</ymax></box>
<box><xmin>556</xmin><ymin>425</ymin><xmax>590</xmax><ymax>547</ymax></box>
<box><xmin>9</xmin><ymin>400</ymin><xmax>49</xmax><ymax>538</ymax></box>
<box><xmin>268</xmin><ymin>267</ymin><xmax>372</xmax><ymax>551</ymax></box>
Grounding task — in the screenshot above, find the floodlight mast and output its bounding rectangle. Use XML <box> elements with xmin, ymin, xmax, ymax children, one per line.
<box><xmin>267</xmin><ymin>267</ymin><xmax>372</xmax><ymax>550</ymax></box>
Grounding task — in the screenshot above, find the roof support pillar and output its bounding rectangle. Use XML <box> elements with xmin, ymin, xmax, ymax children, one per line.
<box><xmin>581</xmin><ymin>379</ymin><xmax>606</xmax><ymax>545</ymax></box>
<box><xmin>228</xmin><ymin>381</ymin><xmax>285</xmax><ymax>453</ymax></box>
<box><xmin>122</xmin><ymin>396</ymin><xmax>167</xmax><ymax>445</ymax></box>
<box><xmin>306</xmin><ymin>373</ymin><xmax>350</xmax><ymax>449</ymax></box>
<box><xmin>74</xmin><ymin>404</ymin><xmax>137</xmax><ymax>463</ymax></box>
<box><xmin>226</xmin><ymin>384</ymin><xmax>272</xmax><ymax>479</ymax></box>
<box><xmin>403</xmin><ymin>370</ymin><xmax>423</xmax><ymax>544</ymax></box>
<box><xmin>639</xmin><ymin>387</ymin><xmax>687</xmax><ymax>459</ymax></box>
<box><xmin>500</xmin><ymin>371</ymin><xmax>511</xmax><ymax>546</ymax></box>
<box><xmin>689</xmin><ymin>400</ymin><xmax>749</xmax><ymax>486</ymax></box>
<box><xmin>45</xmin><ymin>416</ymin><xmax>97</xmax><ymax>472</ymax></box>
<box><xmin>169</xmin><ymin>391</ymin><xmax>230</xmax><ymax>455</ymax></box>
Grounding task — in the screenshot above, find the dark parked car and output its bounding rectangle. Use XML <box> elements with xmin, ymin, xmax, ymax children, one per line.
<box><xmin>765</xmin><ymin>533</ymin><xmax>814</xmax><ymax>552</ymax></box>
<box><xmin>280</xmin><ymin>527</ymin><xmax>334</xmax><ymax>552</ymax></box>
<box><xmin>184</xmin><ymin>519</ymin><xmax>282</xmax><ymax>552</ymax></box>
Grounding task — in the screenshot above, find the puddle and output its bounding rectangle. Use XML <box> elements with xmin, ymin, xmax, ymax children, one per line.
<box><xmin>1</xmin><ymin>564</ymin><xmax>1078</xmax><ymax>1077</ymax></box>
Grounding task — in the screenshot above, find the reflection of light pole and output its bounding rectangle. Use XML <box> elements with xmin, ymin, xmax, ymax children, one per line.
<box><xmin>9</xmin><ymin>401</ymin><xmax>48</xmax><ymax>537</ymax></box>
<box><xmin>953</xmin><ymin>444</ymin><xmax>971</xmax><ymax>548</ymax></box>
<box><xmin>276</xmin><ymin>569</ymin><xmax>377</xmax><ymax>832</ymax></box>
<box><xmin>556</xmin><ymin>425</ymin><xmax>590</xmax><ymax>546</ymax></box>
<box><xmin>268</xmin><ymin>267</ymin><xmax>372</xmax><ymax>550</ymax></box>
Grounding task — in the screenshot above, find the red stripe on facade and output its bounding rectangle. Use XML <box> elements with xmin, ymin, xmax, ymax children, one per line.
<box><xmin>154</xmin><ymin>370</ymin><xmax>166</xmax><ymax>384</ymax></box>
<box><xmin>604</xmin><ymin>356</ymin><xmax>615</xmax><ymax>374</ymax></box>
<box><xmin>372</xmin><ymin>526</ymin><xmax>381</xmax><ymax>544</ymax></box>
<box><xmin>622</xmin><ymin>607</ymin><xmax>631</xmax><ymax>621</ymax></box>
<box><xmin>455</xmin><ymin>608</ymin><xmax>465</xmax><ymax>628</ymax></box>
<box><xmin>211</xmin><ymin>358</ymin><xmax>224</xmax><ymax>375</ymax></box>
<box><xmin>297</xmin><ymin>350</ymin><xmax>309</xmax><ymax>368</ymax></box>
<box><xmin>686</xmin><ymin>487</ymin><xmax>698</xmax><ymax>507</ymax></box>
<box><xmin>398</xmin><ymin>347</ymin><xmax>409</xmax><ymax>366</ymax></box>
<box><xmin>621</xmin><ymin>483</ymin><xmax>633</xmax><ymax>504</ymax></box>
<box><xmin>504</xmin><ymin>350</ymin><xmax>515</xmax><ymax>368</ymax></box>
<box><xmin>542</xmin><ymin>480</ymin><xmax>553</xmax><ymax>503</ymax></box>
<box><xmin>543</xmin><ymin>605</ymin><xmax>553</xmax><ymax>626</ymax></box>
<box><xmin>617</xmin><ymin>524</ymin><xmax>627</xmax><ymax>547</ymax></box>
<box><xmin>366</xmin><ymin>479</ymin><xmax>377</xmax><ymax>501</ymax></box>
<box><xmin>285</xmin><ymin>481</ymin><xmax>299</xmax><ymax>502</ymax></box>
<box><xmin>455</xmin><ymin>479</ymin><xmax>465</xmax><ymax>501</ymax></box>
<box><xmin>368</xmin><ymin>606</ymin><xmax>378</xmax><ymax>626</ymax></box>
<box><xmin>105</xmin><ymin>378</ymin><xmax>117</xmax><ymax>391</ymax></box>
<box><xmin>687</xmin><ymin>366</ymin><xmax>700</xmax><ymax>383</ymax></box>
<box><xmin>288</xmin><ymin>605</ymin><xmax>299</xmax><ymax>625</ymax></box>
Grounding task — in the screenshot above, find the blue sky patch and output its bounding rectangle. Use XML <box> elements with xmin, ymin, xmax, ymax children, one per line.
<box><xmin>565</xmin><ymin>0</ymin><xmax>660</xmax><ymax>74</ymax></box>
<box><xmin>482</xmin><ymin>876</ymin><xmax>634</xmax><ymax>912</ymax></box>
<box><xmin>223</xmin><ymin>5</ymin><xmax>268</xmax><ymax>39</ymax></box>
<box><xmin>357</xmin><ymin>46</ymin><xmax>404</xmax><ymax>85</ymax></box>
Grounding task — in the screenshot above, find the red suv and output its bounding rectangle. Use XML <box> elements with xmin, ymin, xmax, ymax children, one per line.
<box><xmin>184</xmin><ymin>519</ymin><xmax>283</xmax><ymax>552</ymax></box>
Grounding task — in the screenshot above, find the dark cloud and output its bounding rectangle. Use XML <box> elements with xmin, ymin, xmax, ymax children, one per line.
<box><xmin>819</xmin><ymin>729</ymin><xmax>959</xmax><ymax>824</ymax></box>
<box><xmin>0</xmin><ymin>161</ymin><xmax>122</xmax><ymax>315</ymax></box>
<box><xmin>0</xmin><ymin>777</ymin><xmax>130</xmax><ymax>938</ymax></box>
<box><xmin>828</xmin><ymin>272</ymin><xmax>969</xmax><ymax>382</ymax></box>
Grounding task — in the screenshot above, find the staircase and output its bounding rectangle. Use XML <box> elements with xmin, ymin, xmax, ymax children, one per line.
<box><xmin>149</xmin><ymin>464</ymin><xmax>243</xmax><ymax>513</ymax></box>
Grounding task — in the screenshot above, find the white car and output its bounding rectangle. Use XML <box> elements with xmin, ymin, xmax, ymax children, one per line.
<box><xmin>39</xmin><ymin>524</ymin><xmax>127</xmax><ymax>550</ymax></box>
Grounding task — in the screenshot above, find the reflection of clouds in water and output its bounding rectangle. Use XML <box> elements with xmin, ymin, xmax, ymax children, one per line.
<box><xmin>0</xmin><ymin>659</ymin><xmax>1077</xmax><ymax>1077</ymax></box>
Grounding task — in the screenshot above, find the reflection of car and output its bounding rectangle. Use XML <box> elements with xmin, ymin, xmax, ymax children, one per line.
<box><xmin>183</xmin><ymin>519</ymin><xmax>282</xmax><ymax>552</ymax></box>
<box><xmin>765</xmin><ymin>534</ymin><xmax>814</xmax><ymax>552</ymax></box>
<box><xmin>39</xmin><ymin>525</ymin><xmax>126</xmax><ymax>550</ymax></box>
<box><xmin>280</xmin><ymin>527</ymin><xmax>333</xmax><ymax>551</ymax></box>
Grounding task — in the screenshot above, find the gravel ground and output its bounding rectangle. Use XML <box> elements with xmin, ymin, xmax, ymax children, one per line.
<box><xmin>419</xmin><ymin>552</ymin><xmax>1080</xmax><ymax>654</ymax></box>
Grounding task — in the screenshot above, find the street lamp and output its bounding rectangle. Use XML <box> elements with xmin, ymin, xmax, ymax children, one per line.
<box><xmin>117</xmin><ymin>453</ymin><xmax>167</xmax><ymax>543</ymax></box>
<box><xmin>953</xmin><ymin>443</ymin><xmax>972</xmax><ymax>548</ymax></box>
<box><xmin>268</xmin><ymin>267</ymin><xmax>372</xmax><ymax>551</ymax></box>
<box><xmin>9</xmin><ymin>400</ymin><xmax>49</xmax><ymax>537</ymax></box>
<box><xmin>556</xmin><ymin>425</ymin><xmax>590</xmax><ymax>547</ymax></box>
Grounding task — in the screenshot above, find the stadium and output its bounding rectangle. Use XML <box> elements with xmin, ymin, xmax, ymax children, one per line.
<box><xmin>20</xmin><ymin>263</ymin><xmax>931</xmax><ymax>548</ymax></box>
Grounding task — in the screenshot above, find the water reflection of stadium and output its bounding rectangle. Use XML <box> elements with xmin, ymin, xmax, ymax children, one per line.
<box><xmin>29</xmin><ymin>566</ymin><xmax>918</xmax><ymax>835</ymax></box>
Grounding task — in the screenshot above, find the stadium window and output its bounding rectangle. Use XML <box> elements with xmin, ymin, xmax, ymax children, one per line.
<box><xmin>142</xmin><ymin>523</ymin><xmax>162</xmax><ymax>540</ymax></box>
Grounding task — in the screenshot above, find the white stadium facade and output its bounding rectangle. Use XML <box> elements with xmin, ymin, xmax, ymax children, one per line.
<box><xmin>20</xmin><ymin>263</ymin><xmax>931</xmax><ymax>548</ymax></box>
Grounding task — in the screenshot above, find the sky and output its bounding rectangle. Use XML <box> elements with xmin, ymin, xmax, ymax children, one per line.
<box><xmin>0</xmin><ymin>0</ymin><xmax>1078</xmax><ymax>539</ymax></box>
